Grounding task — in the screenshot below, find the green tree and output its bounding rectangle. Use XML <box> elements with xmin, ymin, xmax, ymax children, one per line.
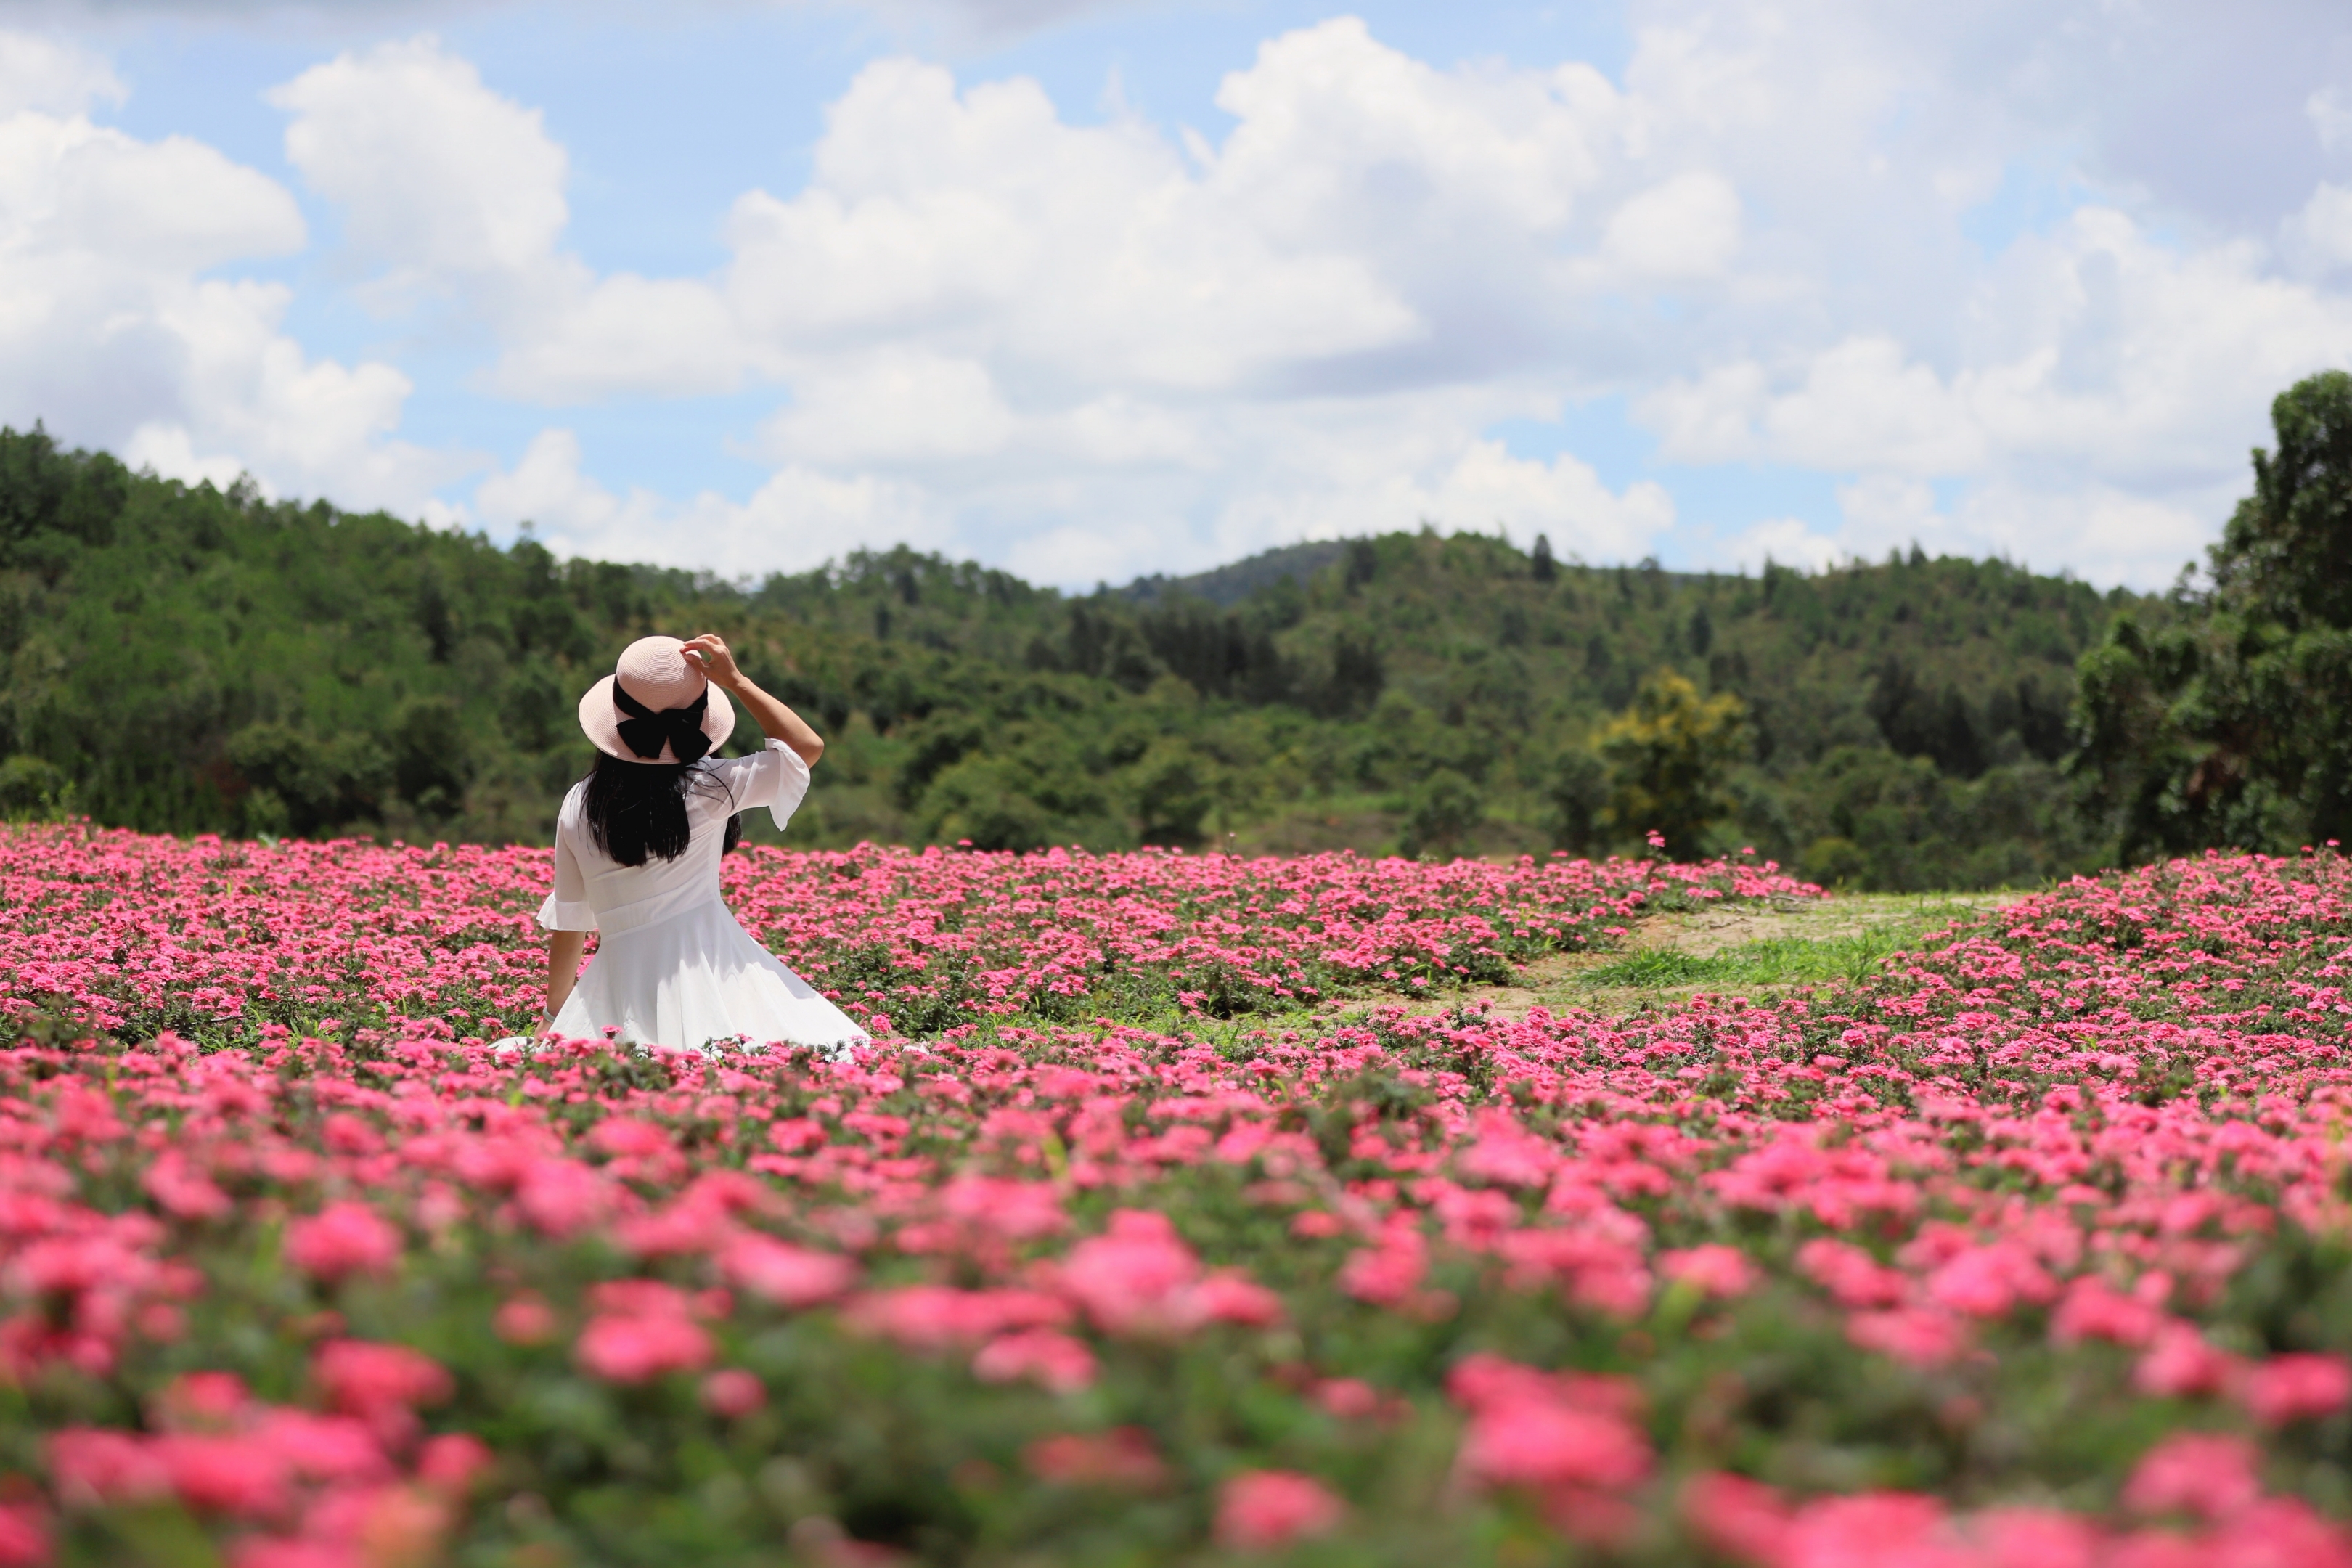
<box><xmin>1400</xmin><ymin>767</ymin><xmax>1484</xmax><ymax>860</ymax></box>
<box><xmin>0</xmin><ymin>754</ymin><xmax>73</xmax><ymax>820</ymax></box>
<box><xmin>1545</xmin><ymin>746</ymin><xmax>1608</xmax><ymax>854</ymax></box>
<box><xmin>1596</xmin><ymin>669</ymin><xmax>1749</xmax><ymax>859</ymax></box>
<box><xmin>2075</xmin><ymin>371</ymin><xmax>2352</xmax><ymax>857</ymax></box>
<box><xmin>1133</xmin><ymin>742</ymin><xmax>1214</xmax><ymax>847</ymax></box>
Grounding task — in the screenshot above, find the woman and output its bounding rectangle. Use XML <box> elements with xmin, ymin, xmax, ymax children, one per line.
<box><xmin>536</xmin><ymin>632</ymin><xmax>869</xmax><ymax>1055</ymax></box>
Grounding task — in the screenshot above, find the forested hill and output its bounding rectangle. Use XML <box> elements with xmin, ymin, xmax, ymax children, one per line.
<box><xmin>0</xmin><ymin>422</ymin><xmax>2141</xmax><ymax>889</ymax></box>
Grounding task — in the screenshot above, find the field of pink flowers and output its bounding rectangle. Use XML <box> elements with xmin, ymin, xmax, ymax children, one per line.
<box><xmin>0</xmin><ymin>828</ymin><xmax>1792</xmax><ymax>1045</ymax></box>
<box><xmin>2</xmin><ymin>825</ymin><xmax>2351</xmax><ymax>1567</ymax></box>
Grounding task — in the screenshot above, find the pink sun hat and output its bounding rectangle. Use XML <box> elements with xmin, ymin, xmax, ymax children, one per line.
<box><xmin>578</xmin><ymin>636</ymin><xmax>736</xmax><ymax>765</ymax></box>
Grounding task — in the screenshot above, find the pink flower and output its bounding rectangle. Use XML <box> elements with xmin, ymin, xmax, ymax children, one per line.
<box><xmin>156</xmin><ymin>1432</ymin><xmax>293</xmax><ymax>1519</ymax></box>
<box><xmin>613</xmin><ymin>1203</ymin><xmax>732</xmax><ymax>1259</ymax></box>
<box><xmin>1681</xmin><ymin>1472</ymin><xmax>1790</xmax><ymax>1564</ymax></box>
<box><xmin>1457</xmin><ymin>1108</ymin><xmax>1559</xmax><ymax>1188</ymax></box>
<box><xmin>2049</xmin><ymin>1278</ymin><xmax>2163</xmax><ymax>1348</ymax></box>
<box><xmin>494</xmin><ymin>1295</ymin><xmax>558</xmax><ymax>1346</ymax></box>
<box><xmin>2133</xmin><ymin>1323</ymin><xmax>2240</xmax><ymax>1399</ymax></box>
<box><xmin>415</xmin><ymin>1433</ymin><xmax>494</xmax><ymax>1495</ymax></box>
<box><xmin>310</xmin><ymin>1483</ymin><xmax>450</xmax><ymax>1561</ymax></box>
<box><xmin>1779</xmin><ymin>1493</ymin><xmax>1967</xmax><ymax>1568</ymax></box>
<box><xmin>229</xmin><ymin>1540</ymin><xmax>359</xmax><ymax>1568</ymax></box>
<box><xmin>1338</xmin><ymin>1231</ymin><xmax>1427</xmax><ymax>1308</ymax></box>
<box><xmin>940</xmin><ymin>1176</ymin><xmax>1067</xmax><ymax>1240</ymax></box>
<box><xmin>973</xmin><ymin>1330</ymin><xmax>1097</xmax><ymax>1394</ymax></box>
<box><xmin>313</xmin><ymin>1340</ymin><xmax>452</xmax><ymax>1416</ymax></box>
<box><xmin>1062</xmin><ymin>1211</ymin><xmax>1201</xmax><ymax>1336</ymax></box>
<box><xmin>2122</xmin><ymin>1432</ymin><xmax>2261</xmax><ymax>1522</ymax></box>
<box><xmin>1450</xmin><ymin>1352</ymin><xmax>1651</xmax><ymax>1514</ymax></box>
<box><xmin>722</xmin><ymin>1234</ymin><xmax>857</xmax><ymax>1309</ymax></box>
<box><xmin>515</xmin><ymin>1159</ymin><xmax>608</xmax><ymax>1240</ymax></box>
<box><xmin>1188</xmin><ymin>1272</ymin><xmax>1285</xmax><ymax>1328</ymax></box>
<box><xmin>1312</xmin><ymin>1378</ymin><xmax>1382</xmax><ymax>1420</ymax></box>
<box><xmin>152</xmin><ymin>1371</ymin><xmax>253</xmax><ymax>1431</ymax></box>
<box><xmin>1924</xmin><ymin>1246</ymin><xmax>2053</xmax><ymax>1319</ymax></box>
<box><xmin>2100</xmin><ymin>1527</ymin><xmax>2205</xmax><ymax>1568</ymax></box>
<box><xmin>250</xmin><ymin>1411</ymin><xmax>390</xmax><ymax>1487</ymax></box>
<box><xmin>1659</xmin><ymin>1244</ymin><xmax>1760</xmax><ymax>1299</ymax></box>
<box><xmin>284</xmin><ymin>1202</ymin><xmax>400</xmax><ymax>1283</ymax></box>
<box><xmin>586</xmin><ymin>1280</ymin><xmax>698</xmax><ymax>1320</ymax></box>
<box><xmin>587</xmin><ymin>1119</ymin><xmax>672</xmax><ymax>1158</ymax></box>
<box><xmin>575</xmin><ymin>1314</ymin><xmax>714</xmax><ymax>1384</ymax></box>
<box><xmin>144</xmin><ymin>1152</ymin><xmax>231</xmax><ymax>1222</ymax></box>
<box><xmin>46</xmin><ymin>1429</ymin><xmax>169</xmax><ymax>1506</ymax></box>
<box><xmin>1846</xmin><ymin>1308</ymin><xmax>1969</xmax><ymax>1368</ymax></box>
<box><xmin>1214</xmin><ymin>1470</ymin><xmax>1346</xmax><ymax>1551</ymax></box>
<box><xmin>847</xmin><ymin>1286</ymin><xmax>1071</xmax><ymax>1351</ymax></box>
<box><xmin>2202</xmin><ymin>1497</ymin><xmax>2352</xmax><ymax>1568</ymax></box>
<box><xmin>701</xmin><ymin>1368</ymin><xmax>768</xmax><ymax>1418</ymax></box>
<box><xmin>1797</xmin><ymin>1240</ymin><xmax>1908</xmax><ymax>1309</ymax></box>
<box><xmin>0</xmin><ymin>1503</ymin><xmax>48</xmax><ymax>1568</ymax></box>
<box><xmin>50</xmin><ymin>1087</ymin><xmax>123</xmax><ymax>1144</ymax></box>
<box><xmin>2239</xmin><ymin>1352</ymin><xmax>2352</xmax><ymax>1426</ymax></box>
<box><xmin>1972</xmin><ymin>1507</ymin><xmax>2102</xmax><ymax>1568</ymax></box>
<box><xmin>1447</xmin><ymin>1354</ymin><xmax>1643</xmax><ymax>1421</ymax></box>
<box><xmin>1455</xmin><ymin>1399</ymin><xmax>1651</xmax><ymax>1492</ymax></box>
<box><xmin>1024</xmin><ymin>1428</ymin><xmax>1167</xmax><ymax>1490</ymax></box>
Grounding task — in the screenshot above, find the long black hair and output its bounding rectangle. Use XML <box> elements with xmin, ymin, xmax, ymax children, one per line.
<box><xmin>581</xmin><ymin>752</ymin><xmax>740</xmax><ymax>866</ymax></box>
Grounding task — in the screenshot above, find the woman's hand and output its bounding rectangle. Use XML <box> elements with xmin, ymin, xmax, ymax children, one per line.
<box><xmin>685</xmin><ymin>629</ymin><xmax>827</xmax><ymax>767</ymax></box>
<box><xmin>682</xmin><ymin>633</ymin><xmax>743</xmax><ymax>692</ymax></box>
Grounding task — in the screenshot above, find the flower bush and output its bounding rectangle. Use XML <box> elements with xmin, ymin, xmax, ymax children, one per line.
<box><xmin>2</xmin><ymin>828</ymin><xmax>2351</xmax><ymax>1565</ymax></box>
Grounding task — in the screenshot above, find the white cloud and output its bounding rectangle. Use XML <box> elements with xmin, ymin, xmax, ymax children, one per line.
<box><xmin>475</xmin><ymin>427</ymin><xmax>949</xmax><ymax>578</ymax></box>
<box><xmin>441</xmin><ymin>11</ymin><xmax>2352</xmax><ymax>587</ymax></box>
<box><xmin>1195</xmin><ymin>400</ymin><xmax>1675</xmax><ymax>572</ymax></box>
<box><xmin>0</xmin><ymin>38</ymin><xmax>455</xmax><ymax>513</ymax></box>
<box><xmin>1601</xmin><ymin>171</ymin><xmax>1742</xmax><ymax>280</ymax></box>
<box><xmin>271</xmin><ymin>36</ymin><xmax>573</xmax><ymax>311</ymax></box>
<box><xmin>2284</xmin><ymin>182</ymin><xmax>2352</xmax><ymax>276</ymax></box>
<box><xmin>21</xmin><ymin>5</ymin><xmax>2352</xmax><ymax>591</ymax></box>
<box><xmin>1411</xmin><ymin>441</ymin><xmax>1675</xmax><ymax>562</ymax></box>
<box><xmin>25</xmin><ymin>0</ymin><xmax>1135</xmax><ymax>45</ymax></box>
<box><xmin>714</xmin><ymin>45</ymin><xmax>1434</xmax><ymax>393</ymax></box>
<box><xmin>1718</xmin><ymin>517</ymin><xmax>1845</xmax><ymax>573</ymax></box>
<box><xmin>1634</xmin><ymin>202</ymin><xmax>2352</xmax><ymax>580</ymax></box>
<box><xmin>1208</xmin><ymin>18</ymin><xmax>1614</xmax><ymax>250</ymax></box>
<box><xmin>1641</xmin><ymin>336</ymin><xmax>1981</xmax><ymax>474</ymax></box>
<box><xmin>121</xmin><ymin>422</ymin><xmax>245</xmax><ymax>492</ymax></box>
<box><xmin>2311</xmin><ymin>84</ymin><xmax>2352</xmax><ymax>158</ymax></box>
<box><xmin>1831</xmin><ymin>474</ymin><xmax>1940</xmax><ymax>553</ymax></box>
<box><xmin>1950</xmin><ymin>483</ymin><xmax>2212</xmax><ymax>587</ymax></box>
<box><xmin>0</xmin><ymin>32</ymin><xmax>120</xmax><ymax>116</ymax></box>
<box><xmin>759</xmin><ymin>351</ymin><xmax>1017</xmax><ymax>467</ymax></box>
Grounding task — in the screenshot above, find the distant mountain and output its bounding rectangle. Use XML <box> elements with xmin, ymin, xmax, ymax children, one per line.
<box><xmin>1119</xmin><ymin>540</ymin><xmax>1348</xmax><ymax>608</ymax></box>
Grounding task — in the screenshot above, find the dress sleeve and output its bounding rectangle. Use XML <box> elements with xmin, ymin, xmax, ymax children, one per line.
<box><xmin>710</xmin><ymin>738</ymin><xmax>814</xmax><ymax>833</ymax></box>
<box><xmin>536</xmin><ymin>809</ymin><xmax>597</xmax><ymax>932</ymax></box>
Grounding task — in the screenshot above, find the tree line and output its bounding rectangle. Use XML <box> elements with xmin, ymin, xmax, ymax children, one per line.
<box><xmin>1</xmin><ymin>371</ymin><xmax>2345</xmax><ymax>889</ymax></box>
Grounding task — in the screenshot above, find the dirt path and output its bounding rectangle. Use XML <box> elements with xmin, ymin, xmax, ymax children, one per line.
<box><xmin>1424</xmin><ymin>889</ymin><xmax>2033</xmax><ymax>1021</ymax></box>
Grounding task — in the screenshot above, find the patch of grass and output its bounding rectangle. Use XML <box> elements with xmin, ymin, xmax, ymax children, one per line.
<box><xmin>1579</xmin><ymin>899</ymin><xmax>1993</xmax><ymax>993</ymax></box>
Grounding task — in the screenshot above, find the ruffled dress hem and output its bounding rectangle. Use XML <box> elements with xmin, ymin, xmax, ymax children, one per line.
<box><xmin>544</xmin><ymin>896</ymin><xmax>869</xmax><ymax>1054</ymax></box>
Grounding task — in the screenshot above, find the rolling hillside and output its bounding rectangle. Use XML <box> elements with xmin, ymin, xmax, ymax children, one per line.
<box><xmin>0</xmin><ymin>423</ymin><xmax>2144</xmax><ymax>887</ymax></box>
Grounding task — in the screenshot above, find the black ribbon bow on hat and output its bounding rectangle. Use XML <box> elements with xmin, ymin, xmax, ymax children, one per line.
<box><xmin>612</xmin><ymin>682</ymin><xmax>713</xmax><ymax>764</ymax></box>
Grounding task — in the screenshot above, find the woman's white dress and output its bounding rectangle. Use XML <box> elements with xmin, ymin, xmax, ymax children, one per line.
<box><xmin>537</xmin><ymin>740</ymin><xmax>870</xmax><ymax>1053</ymax></box>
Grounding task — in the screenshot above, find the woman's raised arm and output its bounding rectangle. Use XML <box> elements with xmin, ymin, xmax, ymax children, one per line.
<box><xmin>682</xmin><ymin>633</ymin><xmax>825</xmax><ymax>767</ymax></box>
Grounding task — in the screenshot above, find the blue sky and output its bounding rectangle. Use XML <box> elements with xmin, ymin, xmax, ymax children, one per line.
<box><xmin>7</xmin><ymin>0</ymin><xmax>2352</xmax><ymax>587</ymax></box>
